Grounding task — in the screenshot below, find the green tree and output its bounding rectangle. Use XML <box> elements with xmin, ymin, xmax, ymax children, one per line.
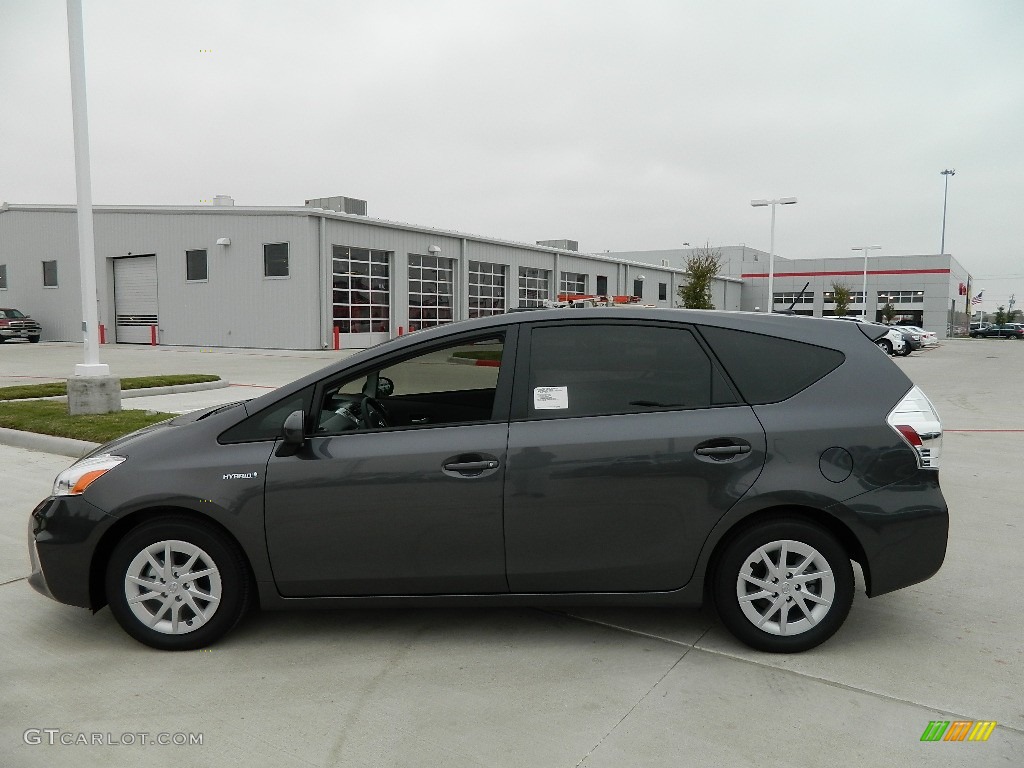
<box><xmin>881</xmin><ymin>303</ymin><xmax>896</xmax><ymax>324</ymax></box>
<box><xmin>831</xmin><ymin>281</ymin><xmax>853</xmax><ymax>317</ymax></box>
<box><xmin>676</xmin><ymin>244</ymin><xmax>722</xmax><ymax>309</ymax></box>
<box><xmin>994</xmin><ymin>305</ymin><xmax>1007</xmax><ymax>325</ymax></box>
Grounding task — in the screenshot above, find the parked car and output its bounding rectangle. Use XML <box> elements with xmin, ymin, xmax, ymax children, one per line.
<box><xmin>0</xmin><ymin>308</ymin><xmax>42</xmax><ymax>343</ymax></box>
<box><xmin>972</xmin><ymin>323</ymin><xmax>1024</xmax><ymax>339</ymax></box>
<box><xmin>893</xmin><ymin>328</ymin><xmax>921</xmax><ymax>356</ymax></box>
<box><xmin>894</xmin><ymin>325</ymin><xmax>938</xmax><ymax>347</ymax></box>
<box><xmin>824</xmin><ymin>316</ymin><xmax>907</xmax><ymax>355</ymax></box>
<box><xmin>28</xmin><ymin>310</ymin><xmax>948</xmax><ymax>653</ymax></box>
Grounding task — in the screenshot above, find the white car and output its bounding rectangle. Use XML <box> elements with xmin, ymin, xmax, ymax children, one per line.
<box><xmin>825</xmin><ymin>316</ymin><xmax>906</xmax><ymax>355</ymax></box>
<box><xmin>895</xmin><ymin>325</ymin><xmax>938</xmax><ymax>346</ymax></box>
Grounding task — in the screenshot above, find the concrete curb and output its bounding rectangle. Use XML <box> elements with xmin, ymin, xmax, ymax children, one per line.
<box><xmin>2</xmin><ymin>378</ymin><xmax>228</xmax><ymax>404</ymax></box>
<box><xmin>0</xmin><ymin>427</ymin><xmax>99</xmax><ymax>458</ymax></box>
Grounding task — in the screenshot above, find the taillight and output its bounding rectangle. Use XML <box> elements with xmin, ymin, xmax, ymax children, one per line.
<box><xmin>887</xmin><ymin>386</ymin><xmax>942</xmax><ymax>469</ymax></box>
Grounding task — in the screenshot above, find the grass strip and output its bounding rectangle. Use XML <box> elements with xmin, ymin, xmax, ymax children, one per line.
<box><xmin>0</xmin><ymin>401</ymin><xmax>177</xmax><ymax>444</ymax></box>
<box><xmin>0</xmin><ymin>374</ymin><xmax>220</xmax><ymax>401</ymax></box>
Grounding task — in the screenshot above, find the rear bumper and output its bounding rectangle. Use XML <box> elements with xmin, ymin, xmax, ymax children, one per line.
<box><xmin>833</xmin><ymin>471</ymin><xmax>949</xmax><ymax>597</ymax></box>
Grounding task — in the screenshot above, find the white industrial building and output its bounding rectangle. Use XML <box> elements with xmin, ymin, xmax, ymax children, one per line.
<box><xmin>609</xmin><ymin>246</ymin><xmax>973</xmax><ymax>337</ymax></box>
<box><xmin>0</xmin><ymin>198</ymin><xmax>742</xmax><ymax>349</ymax></box>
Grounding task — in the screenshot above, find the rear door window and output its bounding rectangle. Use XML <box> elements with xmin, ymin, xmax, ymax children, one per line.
<box><xmin>521</xmin><ymin>322</ymin><xmax>736</xmax><ymax>419</ymax></box>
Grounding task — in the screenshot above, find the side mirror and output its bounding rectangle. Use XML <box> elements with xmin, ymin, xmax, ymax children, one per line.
<box><xmin>376</xmin><ymin>376</ymin><xmax>394</xmax><ymax>399</ymax></box>
<box><xmin>281</xmin><ymin>410</ymin><xmax>306</xmax><ymax>446</ymax></box>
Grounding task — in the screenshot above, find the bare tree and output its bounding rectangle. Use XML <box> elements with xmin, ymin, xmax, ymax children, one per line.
<box><xmin>831</xmin><ymin>281</ymin><xmax>853</xmax><ymax>317</ymax></box>
<box><xmin>677</xmin><ymin>243</ymin><xmax>722</xmax><ymax>309</ymax></box>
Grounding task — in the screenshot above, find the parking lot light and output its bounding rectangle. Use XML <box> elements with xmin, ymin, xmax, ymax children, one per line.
<box><xmin>751</xmin><ymin>197</ymin><xmax>798</xmax><ymax>313</ymax></box>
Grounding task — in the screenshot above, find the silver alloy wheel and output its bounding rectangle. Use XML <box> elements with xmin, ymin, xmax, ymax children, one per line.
<box><xmin>736</xmin><ymin>539</ymin><xmax>836</xmax><ymax>636</ymax></box>
<box><xmin>123</xmin><ymin>539</ymin><xmax>222</xmax><ymax>635</ymax></box>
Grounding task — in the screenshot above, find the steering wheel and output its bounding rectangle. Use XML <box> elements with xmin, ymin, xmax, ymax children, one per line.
<box><xmin>359</xmin><ymin>396</ymin><xmax>390</xmax><ymax>429</ymax></box>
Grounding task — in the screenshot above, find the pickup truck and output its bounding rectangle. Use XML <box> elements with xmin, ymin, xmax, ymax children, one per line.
<box><xmin>0</xmin><ymin>308</ymin><xmax>42</xmax><ymax>343</ymax></box>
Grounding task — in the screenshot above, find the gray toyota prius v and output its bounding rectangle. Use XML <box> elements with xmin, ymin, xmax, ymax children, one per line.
<box><xmin>28</xmin><ymin>309</ymin><xmax>948</xmax><ymax>652</ymax></box>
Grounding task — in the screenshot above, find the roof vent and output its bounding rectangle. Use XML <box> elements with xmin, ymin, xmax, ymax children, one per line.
<box><xmin>304</xmin><ymin>196</ymin><xmax>367</xmax><ymax>216</ymax></box>
<box><xmin>212</xmin><ymin>195</ymin><xmax>235</xmax><ymax>206</ymax></box>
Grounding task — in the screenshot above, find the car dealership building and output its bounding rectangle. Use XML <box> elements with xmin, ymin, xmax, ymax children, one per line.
<box><xmin>608</xmin><ymin>245</ymin><xmax>973</xmax><ymax>336</ymax></box>
<box><xmin>0</xmin><ymin>198</ymin><xmax>741</xmax><ymax>349</ymax></box>
<box><xmin>0</xmin><ymin>197</ymin><xmax>970</xmax><ymax>348</ymax></box>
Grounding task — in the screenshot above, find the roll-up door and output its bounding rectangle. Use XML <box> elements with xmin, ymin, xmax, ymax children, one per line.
<box><xmin>114</xmin><ymin>255</ymin><xmax>159</xmax><ymax>344</ymax></box>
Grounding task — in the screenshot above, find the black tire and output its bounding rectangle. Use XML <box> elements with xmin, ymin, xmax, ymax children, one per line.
<box><xmin>105</xmin><ymin>516</ymin><xmax>252</xmax><ymax>650</ymax></box>
<box><xmin>712</xmin><ymin>517</ymin><xmax>854</xmax><ymax>653</ymax></box>
<box><xmin>29</xmin><ymin>335</ymin><xmax>40</xmax><ymax>343</ymax></box>
<box><xmin>898</xmin><ymin>344</ymin><xmax>912</xmax><ymax>357</ymax></box>
<box><xmin>876</xmin><ymin>339</ymin><xmax>893</xmax><ymax>355</ymax></box>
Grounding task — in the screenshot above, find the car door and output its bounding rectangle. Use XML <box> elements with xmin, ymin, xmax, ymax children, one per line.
<box><xmin>263</xmin><ymin>329</ymin><xmax>516</xmax><ymax>597</ymax></box>
<box><xmin>502</xmin><ymin>320</ymin><xmax>767</xmax><ymax>593</ymax></box>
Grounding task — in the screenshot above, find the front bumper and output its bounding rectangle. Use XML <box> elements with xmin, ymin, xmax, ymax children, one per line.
<box><xmin>28</xmin><ymin>496</ymin><xmax>118</xmax><ymax>609</ymax></box>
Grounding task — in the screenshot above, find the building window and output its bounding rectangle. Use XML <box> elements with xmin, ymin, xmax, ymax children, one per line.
<box><xmin>824</xmin><ymin>291</ymin><xmax>865</xmax><ymax>304</ymax></box>
<box><xmin>263</xmin><ymin>243</ymin><xmax>289</xmax><ymax>278</ymax></box>
<box><xmin>186</xmin><ymin>249</ymin><xmax>208</xmax><ymax>282</ymax></box>
<box><xmin>596</xmin><ymin>275</ymin><xmax>608</xmax><ymax>295</ymax></box>
<box><xmin>0</xmin><ymin>264</ymin><xmax>7</xmax><ymax>290</ymax></box>
<box><xmin>559</xmin><ymin>271</ymin><xmax>587</xmax><ymax>296</ymax></box>
<box><xmin>409</xmin><ymin>254</ymin><xmax>454</xmax><ymax>330</ymax></box>
<box><xmin>469</xmin><ymin>261</ymin><xmax>506</xmax><ymax>318</ymax></box>
<box><xmin>659</xmin><ymin>282</ymin><xmax>667</xmax><ymax>301</ymax></box>
<box><xmin>877</xmin><ymin>290</ymin><xmax>925</xmax><ymax>304</ymax></box>
<box><xmin>633</xmin><ymin>279</ymin><xmax>644</xmax><ymax>298</ymax></box>
<box><xmin>518</xmin><ymin>267</ymin><xmax>551</xmax><ymax>307</ymax></box>
<box><xmin>42</xmin><ymin>260</ymin><xmax>58</xmax><ymax>288</ymax></box>
<box><xmin>773</xmin><ymin>292</ymin><xmax>814</xmax><ymax>305</ymax></box>
<box><xmin>333</xmin><ymin>246</ymin><xmax>391</xmax><ymax>334</ymax></box>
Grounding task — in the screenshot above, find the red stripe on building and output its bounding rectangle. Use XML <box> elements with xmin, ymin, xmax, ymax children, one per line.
<box><xmin>740</xmin><ymin>268</ymin><xmax>952</xmax><ymax>279</ymax></box>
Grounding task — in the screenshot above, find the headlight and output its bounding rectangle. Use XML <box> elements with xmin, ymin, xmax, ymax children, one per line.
<box><xmin>52</xmin><ymin>454</ymin><xmax>126</xmax><ymax>496</ymax></box>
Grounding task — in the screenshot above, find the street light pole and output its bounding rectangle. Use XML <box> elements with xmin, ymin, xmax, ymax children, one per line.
<box><xmin>853</xmin><ymin>245</ymin><xmax>881</xmax><ymax>320</ymax></box>
<box><xmin>940</xmin><ymin>169</ymin><xmax>956</xmax><ymax>255</ymax></box>
<box><xmin>751</xmin><ymin>197</ymin><xmax>798</xmax><ymax>313</ymax></box>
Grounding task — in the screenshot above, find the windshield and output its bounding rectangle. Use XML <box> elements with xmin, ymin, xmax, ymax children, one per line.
<box><xmin>1</xmin><ymin>309</ymin><xmax>26</xmax><ymax>319</ymax></box>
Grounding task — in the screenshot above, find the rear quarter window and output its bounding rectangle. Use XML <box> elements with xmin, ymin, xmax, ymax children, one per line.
<box><xmin>698</xmin><ymin>326</ymin><xmax>845</xmax><ymax>404</ymax></box>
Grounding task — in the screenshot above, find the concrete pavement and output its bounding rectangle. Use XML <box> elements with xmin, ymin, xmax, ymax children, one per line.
<box><xmin>1</xmin><ymin>339</ymin><xmax>1022</xmax><ymax>766</ymax></box>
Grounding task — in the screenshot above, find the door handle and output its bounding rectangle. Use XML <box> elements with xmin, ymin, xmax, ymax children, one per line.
<box><xmin>695</xmin><ymin>445</ymin><xmax>750</xmax><ymax>456</ymax></box>
<box><xmin>442</xmin><ymin>454</ymin><xmax>501</xmax><ymax>477</ymax></box>
<box><xmin>444</xmin><ymin>460</ymin><xmax>499</xmax><ymax>472</ymax></box>
<box><xmin>694</xmin><ymin>439</ymin><xmax>752</xmax><ymax>461</ymax></box>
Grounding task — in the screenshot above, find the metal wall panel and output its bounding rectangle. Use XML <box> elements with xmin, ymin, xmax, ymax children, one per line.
<box><xmin>0</xmin><ymin>210</ymin><xmax>82</xmax><ymax>342</ymax></box>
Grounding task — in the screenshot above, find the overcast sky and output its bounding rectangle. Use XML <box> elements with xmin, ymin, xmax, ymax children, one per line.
<box><xmin>2</xmin><ymin>0</ymin><xmax>1022</xmax><ymax>309</ymax></box>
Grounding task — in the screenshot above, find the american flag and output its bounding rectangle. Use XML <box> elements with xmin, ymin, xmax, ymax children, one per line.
<box><xmin>971</xmin><ymin>291</ymin><xmax>984</xmax><ymax>305</ymax></box>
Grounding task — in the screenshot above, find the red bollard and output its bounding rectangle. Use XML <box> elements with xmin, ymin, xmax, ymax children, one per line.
<box><xmin>398</xmin><ymin>326</ymin><xmax>404</xmax><ymax>336</ymax></box>
<box><xmin>98</xmin><ymin>324</ymin><xmax>106</xmax><ymax>344</ymax></box>
<box><xmin>333</xmin><ymin>325</ymin><xmax>340</xmax><ymax>350</ymax></box>
<box><xmin>150</xmin><ymin>325</ymin><xmax>157</xmax><ymax>346</ymax></box>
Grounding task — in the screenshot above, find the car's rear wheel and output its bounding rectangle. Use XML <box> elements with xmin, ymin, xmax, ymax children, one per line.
<box><xmin>712</xmin><ymin>518</ymin><xmax>854</xmax><ymax>653</ymax></box>
<box><xmin>876</xmin><ymin>339</ymin><xmax>893</xmax><ymax>355</ymax></box>
<box><xmin>105</xmin><ymin>516</ymin><xmax>252</xmax><ymax>650</ymax></box>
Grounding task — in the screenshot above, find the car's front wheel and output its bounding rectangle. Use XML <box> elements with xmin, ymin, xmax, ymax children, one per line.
<box><xmin>876</xmin><ymin>339</ymin><xmax>893</xmax><ymax>355</ymax></box>
<box><xmin>105</xmin><ymin>516</ymin><xmax>252</xmax><ymax>650</ymax></box>
<box><xmin>712</xmin><ymin>518</ymin><xmax>854</xmax><ymax>653</ymax></box>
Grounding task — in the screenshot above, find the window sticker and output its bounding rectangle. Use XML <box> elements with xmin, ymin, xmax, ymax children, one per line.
<box><xmin>534</xmin><ymin>386</ymin><xmax>569</xmax><ymax>410</ymax></box>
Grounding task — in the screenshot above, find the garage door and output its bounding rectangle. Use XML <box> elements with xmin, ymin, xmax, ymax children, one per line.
<box><xmin>114</xmin><ymin>255</ymin><xmax>159</xmax><ymax>344</ymax></box>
